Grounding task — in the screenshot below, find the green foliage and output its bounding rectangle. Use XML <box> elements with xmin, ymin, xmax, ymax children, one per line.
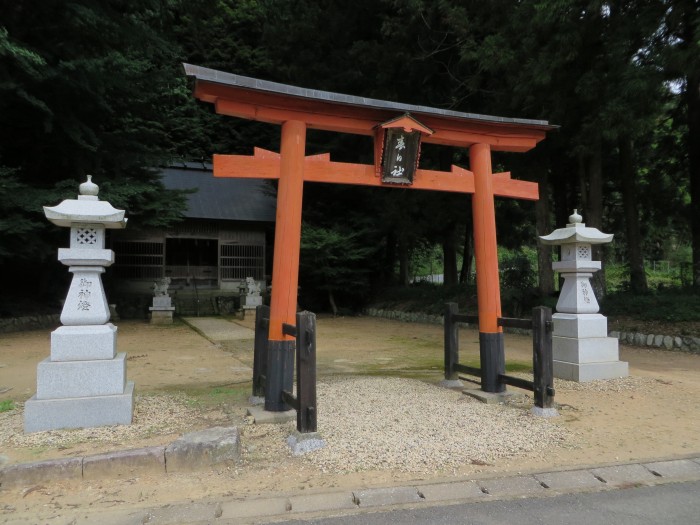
<box><xmin>602</xmin><ymin>289</ymin><xmax>700</xmax><ymax>323</ymax></box>
<box><xmin>0</xmin><ymin>167</ymin><xmax>52</xmax><ymax>262</ymax></box>
<box><xmin>410</xmin><ymin>245</ymin><xmax>444</xmax><ymax>278</ymax></box>
<box><xmin>300</xmin><ymin>222</ymin><xmax>378</xmax><ymax>312</ymax></box>
<box><xmin>498</xmin><ymin>247</ymin><xmax>539</xmax><ymax>317</ymax></box>
<box><xmin>606</xmin><ymin>257</ymin><xmax>692</xmax><ymax>293</ymax></box>
<box><xmin>0</xmin><ymin>0</ymin><xmax>697</xmax><ymax>313</ymax></box>
<box><xmin>0</xmin><ymin>1</ymin><xmax>192</xmax><ymax>256</ymax></box>
<box><xmin>0</xmin><ymin>400</ymin><xmax>15</xmax><ymax>413</ymax></box>
<box><xmin>499</xmin><ymin>247</ymin><xmax>537</xmax><ymax>290</ymax></box>
<box><xmin>370</xmin><ymin>282</ymin><xmax>477</xmax><ymax>316</ymax></box>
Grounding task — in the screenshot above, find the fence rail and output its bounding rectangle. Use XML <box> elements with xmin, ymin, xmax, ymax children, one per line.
<box><xmin>444</xmin><ymin>303</ymin><xmax>555</xmax><ymax>410</ymax></box>
<box><xmin>253</xmin><ymin>306</ymin><xmax>318</xmax><ymax>433</ymax></box>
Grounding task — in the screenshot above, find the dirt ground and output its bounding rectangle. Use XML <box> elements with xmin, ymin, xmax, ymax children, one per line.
<box><xmin>1</xmin><ymin>315</ymin><xmax>699</xmax><ymax>521</ymax></box>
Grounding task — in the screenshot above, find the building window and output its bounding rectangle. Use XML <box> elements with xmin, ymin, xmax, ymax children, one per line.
<box><xmin>113</xmin><ymin>241</ymin><xmax>164</xmax><ymax>279</ymax></box>
<box><xmin>164</xmin><ymin>238</ymin><xmax>218</xmax><ymax>282</ymax></box>
<box><xmin>220</xmin><ymin>244</ymin><xmax>264</xmax><ymax>281</ymax></box>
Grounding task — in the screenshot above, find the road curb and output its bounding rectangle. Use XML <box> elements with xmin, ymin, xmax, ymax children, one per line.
<box><xmin>0</xmin><ymin>426</ymin><xmax>240</xmax><ymax>489</ymax></box>
<box><xmin>2</xmin><ymin>456</ymin><xmax>700</xmax><ymax>523</ymax></box>
<box><xmin>111</xmin><ymin>456</ymin><xmax>700</xmax><ymax>523</ymax></box>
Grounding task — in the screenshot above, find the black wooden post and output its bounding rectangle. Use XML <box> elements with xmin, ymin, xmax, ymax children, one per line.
<box><xmin>296</xmin><ymin>311</ymin><xmax>317</xmax><ymax>433</ymax></box>
<box><xmin>480</xmin><ymin>332</ymin><xmax>506</xmax><ymax>393</ymax></box>
<box><xmin>532</xmin><ymin>306</ymin><xmax>555</xmax><ymax>409</ymax></box>
<box><xmin>252</xmin><ymin>304</ymin><xmax>270</xmax><ymax>398</ymax></box>
<box><xmin>265</xmin><ymin>339</ymin><xmax>295</xmax><ymax>412</ymax></box>
<box><xmin>444</xmin><ymin>303</ymin><xmax>459</xmax><ymax>380</ymax></box>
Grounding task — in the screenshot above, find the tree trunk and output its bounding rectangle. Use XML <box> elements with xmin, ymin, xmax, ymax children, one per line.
<box><xmin>619</xmin><ymin>136</ymin><xmax>648</xmax><ymax>293</ymax></box>
<box><xmin>688</xmin><ymin>69</ymin><xmax>700</xmax><ymax>286</ymax></box>
<box><xmin>550</xmin><ymin>153</ymin><xmax>573</xmax><ymax>293</ymax></box>
<box><xmin>535</xmin><ymin>167</ymin><xmax>555</xmax><ymax>295</ymax></box>
<box><xmin>442</xmin><ymin>224</ymin><xmax>459</xmax><ymax>286</ymax></box>
<box><xmin>438</xmin><ymin>147</ymin><xmax>459</xmax><ymax>287</ymax></box>
<box><xmin>384</xmin><ymin>232</ymin><xmax>397</xmax><ymax>286</ymax></box>
<box><xmin>398</xmin><ymin>237</ymin><xmax>410</xmax><ymax>286</ymax></box>
<box><xmin>577</xmin><ymin>152</ymin><xmax>588</xmax><ymax>218</ymax></box>
<box><xmin>459</xmin><ymin>202</ymin><xmax>473</xmax><ymax>284</ymax></box>
<box><xmin>328</xmin><ymin>290</ymin><xmax>338</xmax><ymax>317</ymax></box>
<box><xmin>586</xmin><ymin>137</ymin><xmax>607</xmax><ymax>300</ymax></box>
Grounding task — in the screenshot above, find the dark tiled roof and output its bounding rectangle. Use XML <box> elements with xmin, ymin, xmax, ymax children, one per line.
<box><xmin>162</xmin><ymin>162</ymin><xmax>276</xmax><ymax>222</ymax></box>
<box><xmin>183</xmin><ymin>63</ymin><xmax>555</xmax><ymax>129</ymax></box>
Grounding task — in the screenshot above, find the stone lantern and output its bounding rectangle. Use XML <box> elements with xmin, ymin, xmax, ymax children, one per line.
<box><xmin>24</xmin><ymin>176</ymin><xmax>134</xmax><ymax>432</ymax></box>
<box><xmin>539</xmin><ymin>210</ymin><xmax>628</xmax><ymax>381</ymax></box>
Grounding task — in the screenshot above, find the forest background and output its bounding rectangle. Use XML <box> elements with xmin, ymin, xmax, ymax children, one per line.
<box><xmin>1</xmin><ymin>0</ymin><xmax>698</xmax><ymax>331</ymax></box>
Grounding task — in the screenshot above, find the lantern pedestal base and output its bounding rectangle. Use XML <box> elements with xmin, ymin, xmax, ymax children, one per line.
<box><xmin>24</xmin><ymin>381</ymin><xmax>134</xmax><ymax>433</ymax></box>
<box><xmin>242</xmin><ymin>295</ymin><xmax>263</xmax><ymax>310</ymax></box>
<box><xmin>149</xmin><ymin>308</ymin><xmax>175</xmax><ymax>324</ymax></box>
<box><xmin>50</xmin><ymin>324</ymin><xmax>117</xmax><ymax>361</ymax></box>
<box><xmin>552</xmin><ymin>313</ymin><xmax>628</xmax><ymax>382</ymax></box>
<box><xmin>553</xmin><ymin>360</ymin><xmax>629</xmax><ymax>382</ymax></box>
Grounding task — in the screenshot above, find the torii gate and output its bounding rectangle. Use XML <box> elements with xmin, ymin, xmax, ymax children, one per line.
<box><xmin>184</xmin><ymin>64</ymin><xmax>555</xmax><ymax>410</ymax></box>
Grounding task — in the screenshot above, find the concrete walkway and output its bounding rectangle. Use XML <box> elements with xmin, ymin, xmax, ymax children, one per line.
<box><xmin>182</xmin><ymin>316</ymin><xmax>255</xmax><ymax>342</ymax></box>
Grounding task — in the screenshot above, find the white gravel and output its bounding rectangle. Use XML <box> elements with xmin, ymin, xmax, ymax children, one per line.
<box><xmin>304</xmin><ymin>376</ymin><xmax>575</xmax><ymax>473</ymax></box>
<box><xmin>5</xmin><ymin>376</ymin><xmax>651</xmax><ymax>474</ymax></box>
<box><xmin>555</xmin><ymin>375</ymin><xmax>658</xmax><ymax>392</ymax></box>
<box><xmin>0</xmin><ymin>393</ymin><xmax>200</xmax><ymax>450</ymax></box>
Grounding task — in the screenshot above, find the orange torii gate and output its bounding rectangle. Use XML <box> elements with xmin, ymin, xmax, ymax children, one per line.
<box><xmin>184</xmin><ymin>64</ymin><xmax>555</xmax><ymax>410</ymax></box>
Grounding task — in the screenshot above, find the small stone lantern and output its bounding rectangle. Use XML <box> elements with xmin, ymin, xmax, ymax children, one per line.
<box><xmin>24</xmin><ymin>176</ymin><xmax>134</xmax><ymax>432</ymax></box>
<box><xmin>539</xmin><ymin>210</ymin><xmax>628</xmax><ymax>381</ymax></box>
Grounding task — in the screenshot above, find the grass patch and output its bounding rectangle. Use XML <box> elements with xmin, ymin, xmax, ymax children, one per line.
<box><xmin>459</xmin><ymin>359</ymin><xmax>532</xmax><ymax>373</ymax></box>
<box><xmin>0</xmin><ymin>399</ymin><xmax>15</xmax><ymax>413</ymax></box>
<box><xmin>160</xmin><ymin>383</ymin><xmax>251</xmax><ymax>408</ymax></box>
<box><xmin>505</xmin><ymin>361</ymin><xmax>533</xmax><ymax>373</ymax></box>
<box><xmin>388</xmin><ymin>335</ymin><xmax>442</xmax><ymax>350</ymax></box>
<box><xmin>207</xmin><ymin>385</ymin><xmax>249</xmax><ymax>401</ymax></box>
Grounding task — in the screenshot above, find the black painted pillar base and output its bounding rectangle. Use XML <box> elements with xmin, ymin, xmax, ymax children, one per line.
<box><xmin>479</xmin><ymin>332</ymin><xmax>506</xmax><ymax>393</ymax></box>
<box><xmin>265</xmin><ymin>340</ymin><xmax>295</xmax><ymax>412</ymax></box>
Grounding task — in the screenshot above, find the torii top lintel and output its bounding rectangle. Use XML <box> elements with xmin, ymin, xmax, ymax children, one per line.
<box><xmin>184</xmin><ymin>63</ymin><xmax>556</xmax><ymax>153</ymax></box>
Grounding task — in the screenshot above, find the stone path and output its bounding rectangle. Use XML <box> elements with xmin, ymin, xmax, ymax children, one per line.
<box><xmin>182</xmin><ymin>317</ymin><xmax>255</xmax><ymax>342</ymax></box>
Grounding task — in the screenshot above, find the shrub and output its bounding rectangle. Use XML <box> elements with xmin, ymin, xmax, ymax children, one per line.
<box><xmin>601</xmin><ymin>288</ymin><xmax>700</xmax><ymax>322</ymax></box>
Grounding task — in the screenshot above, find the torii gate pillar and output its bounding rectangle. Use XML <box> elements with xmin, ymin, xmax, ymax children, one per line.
<box><xmin>471</xmin><ymin>143</ymin><xmax>505</xmax><ymax>393</ymax></box>
<box><xmin>265</xmin><ymin>120</ymin><xmax>307</xmax><ymax>411</ymax></box>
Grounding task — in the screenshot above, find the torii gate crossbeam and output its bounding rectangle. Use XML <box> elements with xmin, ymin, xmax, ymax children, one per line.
<box><xmin>184</xmin><ymin>64</ymin><xmax>556</xmax><ymax>410</ymax></box>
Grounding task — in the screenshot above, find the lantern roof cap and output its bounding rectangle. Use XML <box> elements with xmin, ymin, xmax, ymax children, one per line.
<box><xmin>43</xmin><ymin>175</ymin><xmax>127</xmax><ymax>228</ymax></box>
<box><xmin>539</xmin><ymin>209</ymin><xmax>613</xmax><ymax>245</ymax></box>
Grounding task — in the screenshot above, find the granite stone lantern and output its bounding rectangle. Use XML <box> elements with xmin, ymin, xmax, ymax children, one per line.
<box><xmin>539</xmin><ymin>210</ymin><xmax>628</xmax><ymax>382</ymax></box>
<box><xmin>24</xmin><ymin>176</ymin><xmax>134</xmax><ymax>432</ymax></box>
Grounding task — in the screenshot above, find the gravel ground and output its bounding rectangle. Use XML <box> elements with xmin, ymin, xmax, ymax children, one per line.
<box><xmin>554</xmin><ymin>375</ymin><xmax>657</xmax><ymax>392</ymax></box>
<box><xmin>305</xmin><ymin>377</ymin><xmax>574</xmax><ymax>474</ymax></box>
<box><xmin>0</xmin><ymin>393</ymin><xmax>200</xmax><ymax>451</ymax></box>
<box><xmin>2</xmin><ymin>375</ymin><xmax>656</xmax><ymax>473</ymax></box>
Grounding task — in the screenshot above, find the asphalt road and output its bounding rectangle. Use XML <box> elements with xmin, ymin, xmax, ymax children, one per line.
<box><xmin>271</xmin><ymin>481</ymin><xmax>700</xmax><ymax>525</ymax></box>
